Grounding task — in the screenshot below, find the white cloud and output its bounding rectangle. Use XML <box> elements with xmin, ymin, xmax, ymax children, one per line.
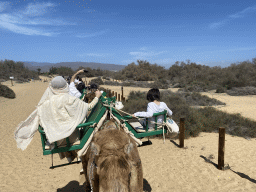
<box><xmin>218</xmin><ymin>47</ymin><xmax>256</xmax><ymax>52</ymax></box>
<box><xmin>0</xmin><ymin>13</ymin><xmax>75</xmax><ymax>26</ymax></box>
<box><xmin>139</xmin><ymin>47</ymin><xmax>148</xmax><ymax>51</ymax></box>
<box><xmin>153</xmin><ymin>58</ymin><xmax>176</xmax><ymax>65</ymax></box>
<box><xmin>76</xmin><ymin>30</ymin><xmax>109</xmax><ymax>38</ymax></box>
<box><xmin>209</xmin><ymin>19</ymin><xmax>228</xmax><ymax>29</ymax></box>
<box><xmin>87</xmin><ymin>53</ymin><xmax>109</xmax><ymax>57</ymax></box>
<box><xmin>78</xmin><ymin>53</ymin><xmax>111</xmax><ymax>57</ymax></box>
<box><xmin>121</xmin><ymin>59</ymin><xmax>135</xmax><ymax>64</ymax></box>
<box><xmin>0</xmin><ymin>2</ymin><xmax>75</xmax><ymax>36</ymax></box>
<box><xmin>209</xmin><ymin>6</ymin><xmax>256</xmax><ymax>29</ymax></box>
<box><xmin>129</xmin><ymin>51</ymin><xmax>166</xmax><ymax>57</ymax></box>
<box><xmin>0</xmin><ymin>20</ymin><xmax>53</xmax><ymax>36</ymax></box>
<box><xmin>23</xmin><ymin>2</ymin><xmax>55</xmax><ymax>17</ymax></box>
<box><xmin>124</xmin><ymin>49</ymin><xmax>169</xmax><ymax>65</ymax></box>
<box><xmin>229</xmin><ymin>6</ymin><xmax>256</xmax><ymax>18</ymax></box>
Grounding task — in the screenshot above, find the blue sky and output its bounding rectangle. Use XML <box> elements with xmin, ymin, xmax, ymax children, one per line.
<box><xmin>0</xmin><ymin>0</ymin><xmax>256</xmax><ymax>68</ymax></box>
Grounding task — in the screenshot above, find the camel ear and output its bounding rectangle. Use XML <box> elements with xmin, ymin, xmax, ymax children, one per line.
<box><xmin>91</xmin><ymin>142</ymin><xmax>100</xmax><ymax>156</ymax></box>
<box><xmin>124</xmin><ymin>142</ymin><xmax>134</xmax><ymax>155</ymax></box>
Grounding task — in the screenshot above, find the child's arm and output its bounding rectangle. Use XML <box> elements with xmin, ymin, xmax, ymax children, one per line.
<box><xmin>164</xmin><ymin>103</ymin><xmax>173</xmax><ymax>116</ymax></box>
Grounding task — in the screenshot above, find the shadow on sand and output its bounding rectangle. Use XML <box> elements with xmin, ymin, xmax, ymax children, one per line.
<box><xmin>57</xmin><ymin>178</ymin><xmax>152</xmax><ymax>192</ymax></box>
<box><xmin>170</xmin><ymin>139</ymin><xmax>180</xmax><ymax>148</ymax></box>
<box><xmin>57</xmin><ymin>180</ymin><xmax>85</xmax><ymax>192</ymax></box>
<box><xmin>230</xmin><ymin>169</ymin><xmax>256</xmax><ymax>184</ymax></box>
<box><xmin>200</xmin><ymin>155</ymin><xmax>256</xmax><ymax>184</ymax></box>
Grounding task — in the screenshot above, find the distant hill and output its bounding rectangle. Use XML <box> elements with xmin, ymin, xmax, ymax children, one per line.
<box><xmin>22</xmin><ymin>61</ymin><xmax>126</xmax><ymax>72</ymax></box>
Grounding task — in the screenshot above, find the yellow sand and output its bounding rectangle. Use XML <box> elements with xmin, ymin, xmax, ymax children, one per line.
<box><xmin>1</xmin><ymin>80</ymin><xmax>256</xmax><ymax>191</ymax></box>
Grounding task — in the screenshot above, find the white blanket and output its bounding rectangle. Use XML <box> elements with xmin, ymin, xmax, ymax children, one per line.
<box><xmin>14</xmin><ymin>83</ymin><xmax>90</xmax><ymax>150</ymax></box>
<box><xmin>38</xmin><ymin>94</ymin><xmax>88</xmax><ymax>143</ymax></box>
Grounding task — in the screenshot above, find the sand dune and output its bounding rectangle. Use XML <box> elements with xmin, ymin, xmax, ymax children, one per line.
<box><xmin>1</xmin><ymin>81</ymin><xmax>256</xmax><ymax>191</ymax></box>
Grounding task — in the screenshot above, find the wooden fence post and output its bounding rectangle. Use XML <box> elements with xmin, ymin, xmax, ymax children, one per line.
<box><xmin>121</xmin><ymin>86</ymin><xmax>124</xmax><ymax>101</ymax></box>
<box><xmin>118</xmin><ymin>94</ymin><xmax>120</xmax><ymax>101</ymax></box>
<box><xmin>179</xmin><ymin>118</ymin><xmax>185</xmax><ymax>148</ymax></box>
<box><xmin>115</xmin><ymin>92</ymin><xmax>117</xmax><ymax>99</ymax></box>
<box><xmin>112</xmin><ymin>91</ymin><xmax>114</xmax><ymax>97</ymax></box>
<box><xmin>218</xmin><ymin>127</ymin><xmax>225</xmax><ymax>170</ymax></box>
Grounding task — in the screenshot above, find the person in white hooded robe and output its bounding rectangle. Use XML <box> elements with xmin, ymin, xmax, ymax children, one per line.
<box><xmin>14</xmin><ymin>75</ymin><xmax>102</xmax><ymax>162</ymax></box>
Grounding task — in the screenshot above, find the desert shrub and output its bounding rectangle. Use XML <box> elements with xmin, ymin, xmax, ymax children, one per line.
<box><xmin>89</xmin><ymin>77</ymin><xmax>104</xmax><ymax>85</ymax></box>
<box><xmin>104</xmin><ymin>79</ymin><xmax>154</xmax><ymax>88</ymax></box>
<box><xmin>172</xmin><ymin>83</ymin><xmax>181</xmax><ymax>88</ymax></box>
<box><xmin>0</xmin><ymin>60</ymin><xmax>39</xmax><ymax>81</ymax></box>
<box><xmin>132</xmin><ymin>81</ymin><xmax>151</xmax><ymax>88</ymax></box>
<box><xmin>174</xmin><ymin>92</ymin><xmax>225</xmax><ymax>106</ymax></box>
<box><xmin>222</xmin><ymin>78</ymin><xmax>245</xmax><ymax>90</ymax></box>
<box><xmin>15</xmin><ymin>77</ymin><xmax>29</xmax><ymax>83</ymax></box>
<box><xmin>122</xmin><ymin>82</ymin><xmax>132</xmax><ymax>87</ymax></box>
<box><xmin>216</xmin><ymin>86</ymin><xmax>226</xmax><ymax>93</ymax></box>
<box><xmin>104</xmin><ymin>80</ymin><xmax>121</xmax><ymax>86</ymax></box>
<box><xmin>122</xmin><ymin>91</ymin><xmax>148</xmax><ymax>115</ymax></box>
<box><xmin>100</xmin><ymin>57</ymin><xmax>256</xmax><ymax>96</ymax></box>
<box><xmin>180</xmin><ymin>85</ymin><xmax>206</xmax><ymax>92</ymax></box>
<box><xmin>226</xmin><ymin>86</ymin><xmax>256</xmax><ymax>96</ymax></box>
<box><xmin>150</xmin><ymin>79</ymin><xmax>169</xmax><ymax>89</ymax></box>
<box><xmin>196</xmin><ymin>107</ymin><xmax>256</xmax><ymax>138</ymax></box>
<box><xmin>0</xmin><ymin>84</ymin><xmax>16</xmax><ymax>99</ymax></box>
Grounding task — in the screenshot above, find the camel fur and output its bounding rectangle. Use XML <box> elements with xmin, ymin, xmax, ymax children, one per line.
<box><xmin>81</xmin><ymin>120</ymin><xmax>143</xmax><ymax>192</ymax></box>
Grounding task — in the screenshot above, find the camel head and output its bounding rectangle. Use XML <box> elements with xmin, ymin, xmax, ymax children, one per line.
<box><xmin>90</xmin><ymin>140</ymin><xmax>134</xmax><ymax>192</ymax></box>
<box><xmin>102</xmin><ymin>119</ymin><xmax>118</xmax><ymax>130</ymax></box>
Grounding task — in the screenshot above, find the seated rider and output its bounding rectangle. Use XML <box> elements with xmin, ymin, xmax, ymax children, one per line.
<box><xmin>76</xmin><ymin>81</ymin><xmax>86</xmax><ymax>94</ymax></box>
<box><xmin>132</xmin><ymin>88</ymin><xmax>173</xmax><ymax>130</ymax></box>
<box><xmin>69</xmin><ymin>69</ymin><xmax>87</xmax><ymax>98</ymax></box>
<box><xmin>14</xmin><ymin>75</ymin><xmax>102</xmax><ymax>162</ymax></box>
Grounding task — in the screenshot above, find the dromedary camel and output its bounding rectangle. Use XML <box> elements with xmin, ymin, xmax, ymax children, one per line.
<box><xmin>81</xmin><ymin>119</ymin><xmax>143</xmax><ymax>192</ymax></box>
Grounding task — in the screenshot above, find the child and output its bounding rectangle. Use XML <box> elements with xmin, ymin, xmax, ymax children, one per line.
<box><xmin>132</xmin><ymin>88</ymin><xmax>173</xmax><ymax>130</ymax></box>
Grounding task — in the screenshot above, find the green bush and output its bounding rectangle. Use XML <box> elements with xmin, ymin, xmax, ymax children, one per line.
<box><xmin>90</xmin><ymin>77</ymin><xmax>104</xmax><ymax>85</ymax></box>
<box><xmin>175</xmin><ymin>92</ymin><xmax>225</xmax><ymax>106</ymax></box>
<box><xmin>0</xmin><ymin>60</ymin><xmax>39</xmax><ymax>81</ymax></box>
<box><xmin>0</xmin><ymin>84</ymin><xmax>16</xmax><ymax>99</ymax></box>
<box><xmin>226</xmin><ymin>86</ymin><xmax>256</xmax><ymax>96</ymax></box>
<box><xmin>104</xmin><ymin>80</ymin><xmax>121</xmax><ymax>86</ymax></box>
<box><xmin>216</xmin><ymin>86</ymin><xmax>226</xmax><ymax>93</ymax></box>
<box><xmin>150</xmin><ymin>79</ymin><xmax>169</xmax><ymax>89</ymax></box>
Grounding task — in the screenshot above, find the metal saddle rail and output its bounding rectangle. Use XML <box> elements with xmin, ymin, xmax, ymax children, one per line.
<box><xmin>104</xmin><ymin>106</ymin><xmax>168</xmax><ymax>138</ymax></box>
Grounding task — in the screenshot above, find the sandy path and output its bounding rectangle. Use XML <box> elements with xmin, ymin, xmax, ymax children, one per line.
<box><xmin>1</xmin><ymin>81</ymin><xmax>256</xmax><ymax>191</ymax></box>
<box><xmin>200</xmin><ymin>90</ymin><xmax>256</xmax><ymax>121</ymax></box>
